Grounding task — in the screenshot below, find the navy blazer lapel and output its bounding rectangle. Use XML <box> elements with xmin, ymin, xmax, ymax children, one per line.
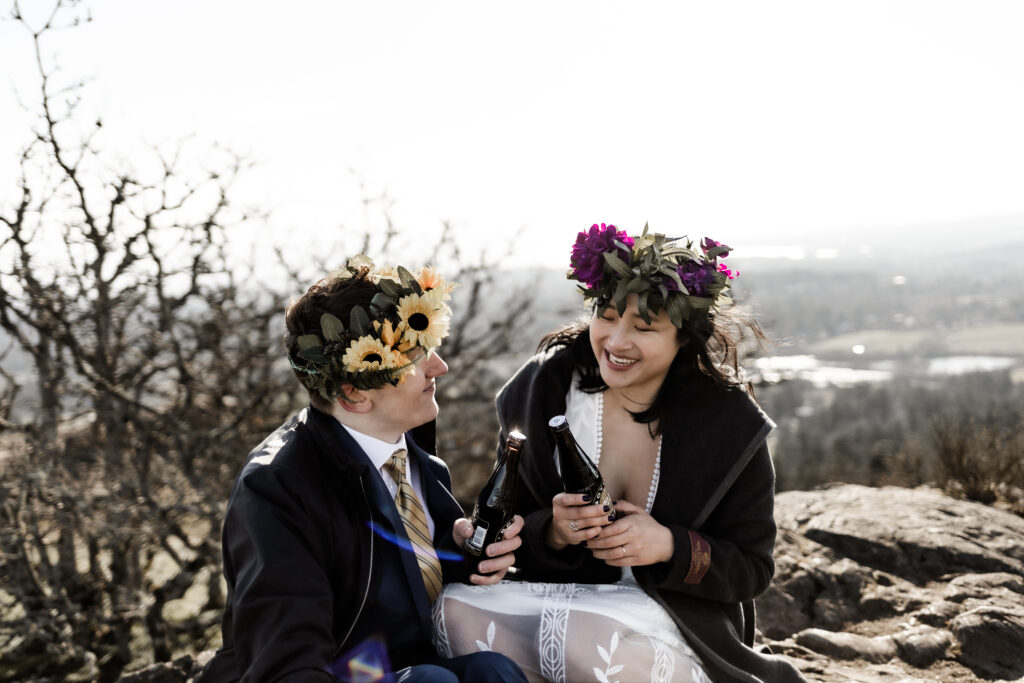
<box><xmin>326</xmin><ymin>419</ymin><xmax>434</xmax><ymax>626</ymax></box>
<box><xmin>325</xmin><ymin>420</ymin><xmax>406</xmax><ymax>533</ymax></box>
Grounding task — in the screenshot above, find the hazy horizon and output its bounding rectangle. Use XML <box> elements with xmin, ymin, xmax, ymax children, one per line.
<box><xmin>3</xmin><ymin>1</ymin><xmax>1024</xmax><ymax>271</ymax></box>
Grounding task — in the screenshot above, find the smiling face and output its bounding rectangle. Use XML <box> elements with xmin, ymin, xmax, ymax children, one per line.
<box><xmin>589</xmin><ymin>295</ymin><xmax>684</xmax><ymax>403</ymax></box>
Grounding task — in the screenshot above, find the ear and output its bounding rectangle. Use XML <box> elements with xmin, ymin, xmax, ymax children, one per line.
<box><xmin>336</xmin><ymin>384</ymin><xmax>373</xmax><ymax>414</ymax></box>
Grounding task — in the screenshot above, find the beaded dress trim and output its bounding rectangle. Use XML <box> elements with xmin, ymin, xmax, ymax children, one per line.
<box><xmin>595</xmin><ymin>392</ymin><xmax>662</xmax><ymax>514</ymax></box>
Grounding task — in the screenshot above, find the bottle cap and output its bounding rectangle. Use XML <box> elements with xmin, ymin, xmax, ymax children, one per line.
<box><xmin>548</xmin><ymin>415</ymin><xmax>567</xmax><ymax>429</ymax></box>
<box><xmin>507</xmin><ymin>429</ymin><xmax>526</xmax><ymax>446</ymax></box>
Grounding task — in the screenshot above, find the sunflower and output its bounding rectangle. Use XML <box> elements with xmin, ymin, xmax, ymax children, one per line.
<box><xmin>341</xmin><ymin>335</ymin><xmax>405</xmax><ymax>374</ymax></box>
<box><xmin>395</xmin><ymin>291</ymin><xmax>451</xmax><ymax>350</ymax></box>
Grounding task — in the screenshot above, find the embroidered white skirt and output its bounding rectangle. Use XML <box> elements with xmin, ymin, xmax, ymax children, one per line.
<box><xmin>433</xmin><ymin>577</ymin><xmax>711</xmax><ymax>683</ymax></box>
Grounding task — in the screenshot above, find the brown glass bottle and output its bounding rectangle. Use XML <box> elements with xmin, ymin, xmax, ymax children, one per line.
<box><xmin>548</xmin><ymin>415</ymin><xmax>614</xmax><ymax>517</ymax></box>
<box><xmin>465</xmin><ymin>430</ymin><xmax>526</xmax><ymax>571</ymax></box>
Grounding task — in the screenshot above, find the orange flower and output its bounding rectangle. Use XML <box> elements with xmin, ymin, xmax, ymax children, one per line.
<box><xmin>416</xmin><ymin>266</ymin><xmax>445</xmax><ymax>291</ymax></box>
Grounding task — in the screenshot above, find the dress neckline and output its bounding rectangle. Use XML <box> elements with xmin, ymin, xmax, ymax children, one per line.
<box><xmin>595</xmin><ymin>391</ymin><xmax>661</xmax><ymax>514</ymax></box>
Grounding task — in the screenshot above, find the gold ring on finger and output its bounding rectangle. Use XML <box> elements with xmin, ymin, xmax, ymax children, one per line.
<box><xmin>568</xmin><ymin>520</ymin><xmax>578</xmax><ymax>531</ymax></box>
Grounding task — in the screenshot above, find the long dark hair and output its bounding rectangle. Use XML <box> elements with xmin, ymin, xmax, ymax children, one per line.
<box><xmin>538</xmin><ymin>307</ymin><xmax>769</xmax><ymax>435</ymax></box>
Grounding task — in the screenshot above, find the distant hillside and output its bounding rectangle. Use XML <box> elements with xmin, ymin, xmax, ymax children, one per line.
<box><xmin>728</xmin><ymin>239</ymin><xmax>1024</xmax><ymax>354</ymax></box>
<box><xmin>734</xmin><ymin>213</ymin><xmax>1024</xmax><ymax>270</ymax></box>
<box><xmin>807</xmin><ymin>324</ymin><xmax>1024</xmax><ymax>359</ymax></box>
<box><xmin>464</xmin><ymin>234</ymin><xmax>1024</xmax><ymax>361</ymax></box>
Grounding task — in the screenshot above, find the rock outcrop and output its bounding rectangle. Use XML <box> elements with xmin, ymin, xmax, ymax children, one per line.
<box><xmin>5</xmin><ymin>484</ymin><xmax>1022</xmax><ymax>682</ymax></box>
<box><xmin>758</xmin><ymin>484</ymin><xmax>1024</xmax><ymax>682</ymax></box>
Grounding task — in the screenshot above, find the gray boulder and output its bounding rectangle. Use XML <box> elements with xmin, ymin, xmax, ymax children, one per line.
<box><xmin>760</xmin><ymin>484</ymin><xmax>1024</xmax><ymax>682</ymax></box>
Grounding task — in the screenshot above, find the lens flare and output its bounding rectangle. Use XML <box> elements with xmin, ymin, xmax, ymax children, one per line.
<box><xmin>367</xmin><ymin>521</ymin><xmax>465</xmax><ymax>562</ymax></box>
<box><xmin>325</xmin><ymin>634</ymin><xmax>394</xmax><ymax>682</ymax></box>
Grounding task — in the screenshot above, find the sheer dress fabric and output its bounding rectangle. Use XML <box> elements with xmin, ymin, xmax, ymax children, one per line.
<box><xmin>433</xmin><ymin>380</ymin><xmax>711</xmax><ymax>683</ymax></box>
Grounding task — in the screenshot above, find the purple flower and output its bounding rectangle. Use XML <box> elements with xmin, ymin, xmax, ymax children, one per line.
<box><xmin>701</xmin><ymin>237</ymin><xmax>730</xmax><ymax>258</ymax></box>
<box><xmin>570</xmin><ymin>223</ymin><xmax>634</xmax><ymax>288</ymax></box>
<box><xmin>671</xmin><ymin>259</ymin><xmax>718</xmax><ymax>296</ymax></box>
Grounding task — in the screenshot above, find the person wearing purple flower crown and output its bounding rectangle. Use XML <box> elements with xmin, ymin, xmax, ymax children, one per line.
<box><xmin>432</xmin><ymin>225</ymin><xmax>806</xmax><ymax>682</ymax></box>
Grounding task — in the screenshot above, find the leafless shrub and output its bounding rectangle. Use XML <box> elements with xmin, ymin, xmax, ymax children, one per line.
<box><xmin>0</xmin><ymin>1</ymin><xmax>298</xmax><ymax>676</ymax></box>
<box><xmin>0</xmin><ymin>2</ymin><xmax>530</xmax><ymax>678</ymax></box>
<box><xmin>874</xmin><ymin>440</ymin><xmax>932</xmax><ymax>489</ymax></box>
<box><xmin>931</xmin><ymin>414</ymin><xmax>1024</xmax><ymax>514</ymax></box>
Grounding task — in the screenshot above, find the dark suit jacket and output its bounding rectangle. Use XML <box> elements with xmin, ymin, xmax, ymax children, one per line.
<box><xmin>200</xmin><ymin>406</ymin><xmax>468</xmax><ymax>683</ymax></box>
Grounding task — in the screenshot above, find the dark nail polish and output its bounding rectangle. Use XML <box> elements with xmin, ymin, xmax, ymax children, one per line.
<box><xmin>608</xmin><ymin>514</ymin><xmax>615</xmax><ymax>522</ymax></box>
<box><xmin>582</xmin><ymin>494</ymin><xmax>592</xmax><ymax>502</ymax></box>
<box><xmin>603</xmin><ymin>505</ymin><xmax>610</xmax><ymax>512</ymax></box>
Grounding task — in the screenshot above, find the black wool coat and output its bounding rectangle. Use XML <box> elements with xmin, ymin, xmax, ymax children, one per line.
<box><xmin>495</xmin><ymin>342</ymin><xmax>807</xmax><ymax>683</ymax></box>
<box><xmin>200</xmin><ymin>407</ymin><xmax>469</xmax><ymax>683</ymax></box>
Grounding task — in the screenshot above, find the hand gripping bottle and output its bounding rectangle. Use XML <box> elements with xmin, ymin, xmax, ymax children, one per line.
<box><xmin>548</xmin><ymin>415</ymin><xmax>614</xmax><ymax>518</ymax></box>
<box><xmin>465</xmin><ymin>430</ymin><xmax>526</xmax><ymax>572</ymax></box>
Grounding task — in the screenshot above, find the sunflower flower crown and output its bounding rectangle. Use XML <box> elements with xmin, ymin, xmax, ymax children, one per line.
<box><xmin>289</xmin><ymin>255</ymin><xmax>454</xmax><ymax>398</ymax></box>
<box><xmin>567</xmin><ymin>223</ymin><xmax>739</xmax><ymax>328</ymax></box>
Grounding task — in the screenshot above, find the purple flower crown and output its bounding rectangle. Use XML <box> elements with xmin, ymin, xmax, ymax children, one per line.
<box><xmin>568</xmin><ymin>222</ymin><xmax>738</xmax><ymax>327</ymax></box>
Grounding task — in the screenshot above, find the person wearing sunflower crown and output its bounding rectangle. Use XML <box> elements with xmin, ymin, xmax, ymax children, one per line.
<box><xmin>433</xmin><ymin>225</ymin><xmax>806</xmax><ymax>682</ymax></box>
<box><xmin>201</xmin><ymin>257</ymin><xmax>528</xmax><ymax>683</ymax></box>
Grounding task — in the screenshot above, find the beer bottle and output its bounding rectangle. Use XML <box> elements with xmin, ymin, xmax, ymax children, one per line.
<box><xmin>548</xmin><ymin>415</ymin><xmax>614</xmax><ymax>518</ymax></box>
<box><xmin>465</xmin><ymin>430</ymin><xmax>526</xmax><ymax>572</ymax></box>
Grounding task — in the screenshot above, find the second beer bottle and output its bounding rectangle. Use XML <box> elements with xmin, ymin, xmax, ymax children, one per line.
<box><xmin>548</xmin><ymin>415</ymin><xmax>615</xmax><ymax>519</ymax></box>
<box><xmin>464</xmin><ymin>430</ymin><xmax>526</xmax><ymax>573</ymax></box>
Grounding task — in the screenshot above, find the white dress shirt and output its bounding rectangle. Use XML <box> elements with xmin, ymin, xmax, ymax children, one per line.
<box><xmin>341</xmin><ymin>424</ymin><xmax>436</xmax><ymax>538</ymax></box>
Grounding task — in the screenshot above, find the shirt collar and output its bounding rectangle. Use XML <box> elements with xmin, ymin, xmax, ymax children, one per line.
<box><xmin>340</xmin><ymin>424</ymin><xmax>408</xmax><ymax>472</ymax></box>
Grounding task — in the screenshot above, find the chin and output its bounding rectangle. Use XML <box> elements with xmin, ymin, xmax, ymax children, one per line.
<box><xmin>598</xmin><ymin>367</ymin><xmax>629</xmax><ymax>388</ymax></box>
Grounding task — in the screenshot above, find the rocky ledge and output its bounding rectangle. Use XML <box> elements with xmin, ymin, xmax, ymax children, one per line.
<box><xmin>72</xmin><ymin>484</ymin><xmax>1024</xmax><ymax>682</ymax></box>
<box><xmin>758</xmin><ymin>484</ymin><xmax>1024</xmax><ymax>682</ymax></box>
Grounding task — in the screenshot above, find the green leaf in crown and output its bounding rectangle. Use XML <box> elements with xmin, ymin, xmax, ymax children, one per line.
<box><xmin>567</xmin><ymin>223</ymin><xmax>739</xmax><ymax>326</ymax></box>
<box><xmin>288</xmin><ymin>255</ymin><xmax>456</xmax><ymax>398</ymax></box>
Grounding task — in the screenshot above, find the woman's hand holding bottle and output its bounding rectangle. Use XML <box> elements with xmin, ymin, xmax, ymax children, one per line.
<box><xmin>585</xmin><ymin>499</ymin><xmax>674</xmax><ymax>566</ymax></box>
<box><xmin>546</xmin><ymin>492</ymin><xmax>615</xmax><ymax>551</ymax></box>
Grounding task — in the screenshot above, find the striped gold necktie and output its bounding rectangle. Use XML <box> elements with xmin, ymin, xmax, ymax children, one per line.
<box><xmin>384</xmin><ymin>449</ymin><xmax>443</xmax><ymax>603</ymax></box>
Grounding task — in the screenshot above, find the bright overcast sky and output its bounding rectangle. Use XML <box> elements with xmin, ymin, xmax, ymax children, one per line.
<box><xmin>2</xmin><ymin>1</ymin><xmax>1023</xmax><ymax>268</ymax></box>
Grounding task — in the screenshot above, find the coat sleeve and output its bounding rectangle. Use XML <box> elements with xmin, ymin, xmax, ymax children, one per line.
<box><xmin>223</xmin><ymin>464</ymin><xmax>344</xmax><ymax>682</ymax></box>
<box><xmin>635</xmin><ymin>441</ymin><xmax>777</xmax><ymax>603</ymax></box>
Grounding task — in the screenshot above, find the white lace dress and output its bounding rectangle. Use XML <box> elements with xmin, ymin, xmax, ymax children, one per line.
<box><xmin>433</xmin><ymin>383</ymin><xmax>711</xmax><ymax>683</ymax></box>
